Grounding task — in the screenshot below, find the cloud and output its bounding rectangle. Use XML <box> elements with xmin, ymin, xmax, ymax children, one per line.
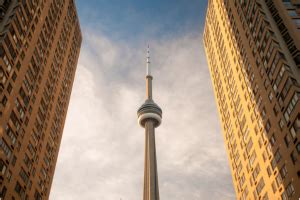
<box><xmin>49</xmin><ymin>29</ymin><xmax>235</xmax><ymax>199</ymax></box>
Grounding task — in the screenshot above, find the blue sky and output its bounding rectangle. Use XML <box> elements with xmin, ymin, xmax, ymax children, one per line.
<box><xmin>50</xmin><ymin>1</ymin><xmax>235</xmax><ymax>199</ymax></box>
<box><xmin>76</xmin><ymin>0</ymin><xmax>208</xmax><ymax>42</ymax></box>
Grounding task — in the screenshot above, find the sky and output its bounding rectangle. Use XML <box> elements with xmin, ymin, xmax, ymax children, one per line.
<box><xmin>50</xmin><ymin>0</ymin><xmax>235</xmax><ymax>199</ymax></box>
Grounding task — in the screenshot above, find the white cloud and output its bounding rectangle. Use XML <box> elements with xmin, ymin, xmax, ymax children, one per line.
<box><xmin>50</xmin><ymin>29</ymin><xmax>235</xmax><ymax>200</ymax></box>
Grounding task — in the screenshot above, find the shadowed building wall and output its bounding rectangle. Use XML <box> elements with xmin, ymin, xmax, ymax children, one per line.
<box><xmin>0</xmin><ymin>0</ymin><xmax>81</xmax><ymax>199</ymax></box>
<box><xmin>204</xmin><ymin>0</ymin><xmax>300</xmax><ymax>199</ymax></box>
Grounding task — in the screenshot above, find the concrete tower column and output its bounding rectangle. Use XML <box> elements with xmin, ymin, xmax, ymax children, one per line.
<box><xmin>143</xmin><ymin>120</ymin><xmax>159</xmax><ymax>200</ymax></box>
<box><xmin>137</xmin><ymin>46</ymin><xmax>162</xmax><ymax>200</ymax></box>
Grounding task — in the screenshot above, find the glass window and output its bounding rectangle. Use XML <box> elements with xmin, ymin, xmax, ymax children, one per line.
<box><xmin>286</xmin><ymin>182</ymin><xmax>295</xmax><ymax>197</ymax></box>
<box><xmin>290</xmin><ymin>151</ymin><xmax>297</xmax><ymax>164</ymax></box>
<box><xmin>19</xmin><ymin>168</ymin><xmax>29</xmax><ymax>184</ymax></box>
<box><xmin>279</xmin><ymin>164</ymin><xmax>287</xmax><ymax>179</ymax></box>
<box><xmin>288</xmin><ymin>10</ymin><xmax>297</xmax><ymax>17</ymax></box>
<box><xmin>256</xmin><ymin>177</ymin><xmax>265</xmax><ymax>194</ymax></box>
<box><xmin>294</xmin><ymin>19</ymin><xmax>300</xmax><ymax>26</ymax></box>
<box><xmin>271</xmin><ymin>181</ymin><xmax>277</xmax><ymax>193</ymax></box>
<box><xmin>297</xmin><ymin>143</ymin><xmax>300</xmax><ymax>153</ymax></box>
<box><xmin>14</xmin><ymin>182</ymin><xmax>25</xmax><ymax>198</ymax></box>
<box><xmin>0</xmin><ymin>139</ymin><xmax>12</xmax><ymax>159</ymax></box>
<box><xmin>0</xmin><ymin>160</ymin><xmax>7</xmax><ymax>175</ymax></box>
<box><xmin>276</xmin><ymin>174</ymin><xmax>282</xmax><ymax>187</ymax></box>
<box><xmin>284</xmin><ymin>134</ymin><xmax>292</xmax><ymax>147</ymax></box>
<box><xmin>284</xmin><ymin>93</ymin><xmax>300</xmax><ymax>121</ymax></box>
<box><xmin>281</xmin><ymin>191</ymin><xmax>288</xmax><ymax>200</ymax></box>
<box><xmin>270</xmin><ymin>134</ymin><xmax>276</xmax><ymax>146</ymax></box>
<box><xmin>275</xmin><ymin>149</ymin><xmax>281</xmax><ymax>163</ymax></box>
<box><xmin>265</xmin><ymin>120</ymin><xmax>271</xmax><ymax>132</ymax></box>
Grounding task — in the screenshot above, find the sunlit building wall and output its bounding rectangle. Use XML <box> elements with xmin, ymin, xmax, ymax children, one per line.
<box><xmin>204</xmin><ymin>0</ymin><xmax>300</xmax><ymax>199</ymax></box>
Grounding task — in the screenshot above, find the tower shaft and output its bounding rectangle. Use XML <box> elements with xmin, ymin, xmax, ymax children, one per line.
<box><xmin>138</xmin><ymin>46</ymin><xmax>162</xmax><ymax>200</ymax></box>
<box><xmin>146</xmin><ymin>75</ymin><xmax>153</xmax><ymax>99</ymax></box>
<box><xmin>143</xmin><ymin>120</ymin><xmax>159</xmax><ymax>200</ymax></box>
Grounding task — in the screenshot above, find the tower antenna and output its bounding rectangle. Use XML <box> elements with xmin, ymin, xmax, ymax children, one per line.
<box><xmin>146</xmin><ymin>45</ymin><xmax>151</xmax><ymax>76</ymax></box>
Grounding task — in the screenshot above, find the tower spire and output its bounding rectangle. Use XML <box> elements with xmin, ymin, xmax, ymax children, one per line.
<box><xmin>147</xmin><ymin>45</ymin><xmax>151</xmax><ymax>76</ymax></box>
<box><xmin>138</xmin><ymin>46</ymin><xmax>162</xmax><ymax>200</ymax></box>
<box><xmin>146</xmin><ymin>45</ymin><xmax>153</xmax><ymax>100</ymax></box>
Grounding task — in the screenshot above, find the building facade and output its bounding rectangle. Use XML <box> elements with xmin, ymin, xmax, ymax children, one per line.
<box><xmin>204</xmin><ymin>0</ymin><xmax>299</xmax><ymax>199</ymax></box>
<box><xmin>0</xmin><ymin>0</ymin><xmax>81</xmax><ymax>199</ymax></box>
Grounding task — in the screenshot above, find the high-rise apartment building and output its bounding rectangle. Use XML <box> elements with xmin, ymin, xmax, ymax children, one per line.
<box><xmin>204</xmin><ymin>0</ymin><xmax>299</xmax><ymax>199</ymax></box>
<box><xmin>0</xmin><ymin>0</ymin><xmax>81</xmax><ymax>199</ymax></box>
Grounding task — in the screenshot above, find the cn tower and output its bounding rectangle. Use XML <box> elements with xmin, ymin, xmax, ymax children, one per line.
<box><xmin>137</xmin><ymin>46</ymin><xmax>162</xmax><ymax>200</ymax></box>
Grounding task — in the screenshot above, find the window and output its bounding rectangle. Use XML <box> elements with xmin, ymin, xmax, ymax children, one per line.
<box><xmin>11</xmin><ymin>156</ymin><xmax>16</xmax><ymax>166</ymax></box>
<box><xmin>2</xmin><ymin>96</ymin><xmax>8</xmax><ymax>106</ymax></box>
<box><xmin>12</xmin><ymin>72</ymin><xmax>17</xmax><ymax>81</ymax></box>
<box><xmin>279</xmin><ymin>119</ymin><xmax>285</xmax><ymax>130</ymax></box>
<box><xmin>14</xmin><ymin>182</ymin><xmax>25</xmax><ymax>199</ymax></box>
<box><xmin>40</xmin><ymin>167</ymin><xmax>47</xmax><ymax>179</ymax></box>
<box><xmin>23</xmin><ymin>153</ymin><xmax>32</xmax><ymax>170</ymax></box>
<box><xmin>275</xmin><ymin>149</ymin><xmax>281</xmax><ymax>163</ymax></box>
<box><xmin>16</xmin><ymin>61</ymin><xmax>21</xmax><ymax>70</ymax></box>
<box><xmin>279</xmin><ymin>164</ymin><xmax>287</xmax><ymax>179</ymax></box>
<box><xmin>19</xmin><ymin>87</ymin><xmax>30</xmax><ymax>106</ymax></box>
<box><xmin>276</xmin><ymin>174</ymin><xmax>282</xmax><ymax>187</ymax></box>
<box><xmin>271</xmin><ymin>181</ymin><xmax>277</xmax><ymax>193</ymax></box>
<box><xmin>283</xmin><ymin>0</ymin><xmax>292</xmax><ymax>6</ymax></box>
<box><xmin>280</xmin><ymin>78</ymin><xmax>293</xmax><ymax>100</ymax></box>
<box><xmin>284</xmin><ymin>134</ymin><xmax>292</xmax><ymax>147</ymax></box>
<box><xmin>284</xmin><ymin>92</ymin><xmax>300</xmax><ymax>121</ymax></box>
<box><xmin>268</xmin><ymin>91</ymin><xmax>273</xmax><ymax>102</ymax></box>
<box><xmin>27</xmin><ymin>142</ymin><xmax>36</xmax><ymax>157</ymax></box>
<box><xmin>5</xmin><ymin>125</ymin><xmax>17</xmax><ymax>145</ymax></box>
<box><xmin>288</xmin><ymin>10</ymin><xmax>297</xmax><ymax>17</ymax></box>
<box><xmin>289</xmin><ymin>124</ymin><xmax>297</xmax><ymax>139</ymax></box>
<box><xmin>249</xmin><ymin>151</ymin><xmax>257</xmax><ymax>167</ymax></box>
<box><xmin>7</xmin><ymin>83</ymin><xmax>12</xmax><ymax>94</ymax></box>
<box><xmin>1</xmin><ymin>186</ymin><xmax>7</xmax><ymax>198</ymax></box>
<box><xmin>252</xmin><ymin>164</ymin><xmax>260</xmax><ymax>180</ymax></box>
<box><xmin>34</xmin><ymin>190</ymin><xmax>42</xmax><ymax>200</ymax></box>
<box><xmin>281</xmin><ymin>192</ymin><xmax>288</xmax><ymax>200</ymax></box>
<box><xmin>4</xmin><ymin>36</ymin><xmax>16</xmax><ymax>59</ymax></box>
<box><xmin>290</xmin><ymin>150</ymin><xmax>297</xmax><ymax>164</ymax></box>
<box><xmin>271</xmin><ymin>158</ymin><xmax>277</xmax><ymax>170</ymax></box>
<box><xmin>0</xmin><ymin>160</ymin><xmax>7</xmax><ymax>175</ymax></box>
<box><xmin>269</xmin><ymin>135</ymin><xmax>275</xmax><ymax>147</ymax></box>
<box><xmin>242</xmin><ymin>186</ymin><xmax>248</xmax><ymax>200</ymax></box>
<box><xmin>246</xmin><ymin>138</ymin><xmax>253</xmax><ymax>152</ymax></box>
<box><xmin>297</xmin><ymin>143</ymin><xmax>300</xmax><ymax>153</ymax></box>
<box><xmin>273</xmin><ymin>65</ymin><xmax>286</xmax><ymax>92</ymax></box>
<box><xmin>262</xmin><ymin>193</ymin><xmax>268</xmax><ymax>200</ymax></box>
<box><xmin>3</xmin><ymin>55</ymin><xmax>12</xmax><ymax>72</ymax></box>
<box><xmin>265</xmin><ymin>120</ymin><xmax>271</xmax><ymax>132</ymax></box>
<box><xmin>294</xmin><ymin>18</ymin><xmax>300</xmax><ymax>26</ymax></box>
<box><xmin>261</xmin><ymin>107</ymin><xmax>266</xmax><ymax>119</ymax></box>
<box><xmin>10</xmin><ymin>111</ymin><xmax>20</xmax><ymax>131</ymax></box>
<box><xmin>286</xmin><ymin>182</ymin><xmax>295</xmax><ymax>197</ymax></box>
<box><xmin>256</xmin><ymin>177</ymin><xmax>265</xmax><ymax>195</ymax></box>
<box><xmin>267</xmin><ymin>166</ymin><xmax>272</xmax><ymax>177</ymax></box>
<box><xmin>19</xmin><ymin>168</ymin><xmax>29</xmax><ymax>184</ymax></box>
<box><xmin>0</xmin><ymin>138</ymin><xmax>12</xmax><ymax>159</ymax></box>
<box><xmin>6</xmin><ymin>170</ymin><xmax>11</xmax><ymax>182</ymax></box>
<box><xmin>273</xmin><ymin>105</ymin><xmax>279</xmax><ymax>116</ymax></box>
